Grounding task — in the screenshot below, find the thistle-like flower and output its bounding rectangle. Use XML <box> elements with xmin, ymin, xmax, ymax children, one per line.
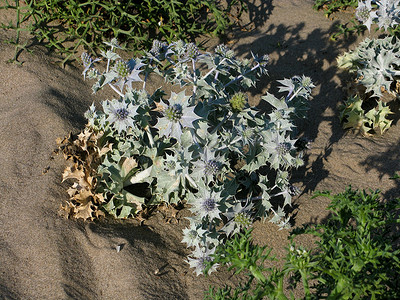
<box><xmin>229</xmin><ymin>92</ymin><xmax>248</xmax><ymax>112</ymax></box>
<box><xmin>184</xmin><ymin>43</ymin><xmax>200</xmax><ymax>60</ymax></box>
<box><xmin>113</xmin><ymin>58</ymin><xmax>145</xmax><ymax>91</ymax></box>
<box><xmin>190</xmin><ymin>188</ymin><xmax>223</xmax><ymax>221</ymax></box>
<box><xmin>191</xmin><ymin>147</ymin><xmax>225</xmax><ymax>183</ymax></box>
<box><xmin>215</xmin><ymin>44</ymin><xmax>235</xmax><ymax>59</ymax></box>
<box><xmin>149</xmin><ymin>39</ymin><xmax>168</xmax><ymax>57</ymax></box>
<box><xmin>187</xmin><ymin>245</ymin><xmax>218</xmax><ymax>276</ymax></box>
<box><xmin>81</xmin><ymin>52</ymin><xmax>100</xmax><ymax>79</ymax></box>
<box><xmin>263</xmin><ymin>132</ymin><xmax>296</xmax><ymax>169</ymax></box>
<box><xmin>102</xmin><ymin>99</ymin><xmax>138</xmax><ymax>133</ymax></box>
<box><xmin>356</xmin><ymin>0</ymin><xmax>376</xmax><ymax>31</ymax></box>
<box><xmin>154</xmin><ymin>91</ymin><xmax>200</xmax><ymax>142</ymax></box>
<box><xmin>182</xmin><ymin>222</ymin><xmax>207</xmax><ymax>248</ymax></box>
<box><xmin>113</xmin><ymin>60</ymin><xmax>130</xmax><ymax>78</ymax></box>
<box><xmin>222</xmin><ymin>202</ymin><xmax>254</xmax><ymax>237</ymax></box>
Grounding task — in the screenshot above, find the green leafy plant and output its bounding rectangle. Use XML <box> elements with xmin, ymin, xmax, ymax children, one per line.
<box><xmin>337</xmin><ymin>35</ymin><xmax>400</xmax><ymax>135</ymax></box>
<box><xmin>313</xmin><ymin>0</ymin><xmax>358</xmax><ymax>17</ymax></box>
<box><xmin>205</xmin><ymin>187</ymin><xmax>400</xmax><ymax>299</ymax></box>
<box><xmin>1</xmin><ymin>0</ymin><xmax>246</xmax><ymax>64</ymax></box>
<box><xmin>57</xmin><ymin>39</ymin><xmax>314</xmax><ymax>273</ymax></box>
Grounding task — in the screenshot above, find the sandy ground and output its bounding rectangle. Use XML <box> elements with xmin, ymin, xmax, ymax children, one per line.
<box><xmin>0</xmin><ymin>0</ymin><xmax>399</xmax><ymax>299</ymax></box>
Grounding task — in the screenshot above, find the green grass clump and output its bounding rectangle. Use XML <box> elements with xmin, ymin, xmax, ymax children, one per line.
<box><xmin>313</xmin><ymin>0</ymin><xmax>358</xmax><ymax>17</ymax></box>
<box><xmin>1</xmin><ymin>0</ymin><xmax>246</xmax><ymax>64</ymax></box>
<box><xmin>205</xmin><ymin>187</ymin><xmax>400</xmax><ymax>299</ymax></box>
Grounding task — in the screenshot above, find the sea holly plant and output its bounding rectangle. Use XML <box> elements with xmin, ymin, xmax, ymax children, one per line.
<box><xmin>355</xmin><ymin>0</ymin><xmax>400</xmax><ymax>33</ymax></box>
<box><xmin>58</xmin><ymin>38</ymin><xmax>314</xmax><ymax>274</ymax></box>
<box><xmin>337</xmin><ymin>35</ymin><xmax>400</xmax><ymax>135</ymax></box>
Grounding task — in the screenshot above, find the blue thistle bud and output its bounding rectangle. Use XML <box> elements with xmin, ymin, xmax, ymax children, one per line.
<box><xmin>202</xmin><ymin>198</ymin><xmax>217</xmax><ymax>213</ymax></box>
<box><xmin>115</xmin><ymin>108</ymin><xmax>129</xmax><ymax>120</ymax></box>
<box><xmin>204</xmin><ymin>160</ymin><xmax>222</xmax><ymax>176</ymax></box>
<box><xmin>165</xmin><ymin>104</ymin><xmax>183</xmax><ymax>122</ymax></box>
<box><xmin>185</xmin><ymin>43</ymin><xmax>199</xmax><ymax>59</ymax></box>
<box><xmin>150</xmin><ymin>40</ymin><xmax>167</xmax><ymax>56</ymax></box>
<box><xmin>276</xmin><ymin>142</ymin><xmax>291</xmax><ymax>155</ymax></box>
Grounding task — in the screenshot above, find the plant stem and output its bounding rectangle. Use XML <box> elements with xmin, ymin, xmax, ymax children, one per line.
<box><xmin>108</xmin><ymin>83</ymin><xmax>124</xmax><ymax>97</ymax></box>
<box><xmin>224</xmin><ymin>63</ymin><xmax>260</xmax><ymax>88</ymax></box>
<box><xmin>145</xmin><ymin>126</ymin><xmax>155</xmax><ymax>147</ymax></box>
<box><xmin>249</xmin><ymin>265</ymin><xmax>266</xmax><ymax>283</ymax></box>
<box><xmin>300</xmin><ymin>270</ymin><xmax>311</xmax><ymax>300</ymax></box>
<box><xmin>200</xmin><ymin>58</ymin><xmax>226</xmax><ymax>81</ymax></box>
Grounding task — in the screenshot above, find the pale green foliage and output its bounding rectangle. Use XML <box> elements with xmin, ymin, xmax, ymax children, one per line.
<box><xmin>72</xmin><ymin>39</ymin><xmax>313</xmax><ymax>273</ymax></box>
<box><xmin>338</xmin><ymin>36</ymin><xmax>400</xmax><ymax>97</ymax></box>
<box><xmin>339</xmin><ymin>94</ymin><xmax>393</xmax><ymax>135</ymax></box>
<box><xmin>338</xmin><ymin>36</ymin><xmax>399</xmax><ymax>134</ymax></box>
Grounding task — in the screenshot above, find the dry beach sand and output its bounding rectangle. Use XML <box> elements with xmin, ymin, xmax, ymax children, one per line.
<box><xmin>1</xmin><ymin>0</ymin><xmax>399</xmax><ymax>299</ymax></box>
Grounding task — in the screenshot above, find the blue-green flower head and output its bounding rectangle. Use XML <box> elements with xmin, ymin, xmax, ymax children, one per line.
<box><xmin>222</xmin><ymin>202</ymin><xmax>254</xmax><ymax>237</ymax></box>
<box><xmin>191</xmin><ymin>147</ymin><xmax>225</xmax><ymax>183</ymax></box>
<box><xmin>263</xmin><ymin>132</ymin><xmax>296</xmax><ymax>169</ymax></box>
<box><xmin>103</xmin><ymin>99</ymin><xmax>138</xmax><ymax>133</ymax></box>
<box><xmin>355</xmin><ymin>0</ymin><xmax>376</xmax><ymax>31</ymax></box>
<box><xmin>155</xmin><ymin>91</ymin><xmax>200</xmax><ymax>142</ymax></box>
<box><xmin>185</xmin><ymin>43</ymin><xmax>200</xmax><ymax>60</ymax></box>
<box><xmin>187</xmin><ymin>245</ymin><xmax>218</xmax><ymax>276</ymax></box>
<box><xmin>182</xmin><ymin>222</ymin><xmax>207</xmax><ymax>248</ymax></box>
<box><xmin>149</xmin><ymin>39</ymin><xmax>168</xmax><ymax>57</ymax></box>
<box><xmin>233</xmin><ymin>124</ymin><xmax>258</xmax><ymax>147</ymax></box>
<box><xmin>190</xmin><ymin>189</ymin><xmax>222</xmax><ymax>221</ymax></box>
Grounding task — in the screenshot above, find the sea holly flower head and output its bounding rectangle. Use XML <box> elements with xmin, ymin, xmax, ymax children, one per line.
<box><xmin>215</xmin><ymin>44</ymin><xmax>235</xmax><ymax>59</ymax></box>
<box><xmin>115</xmin><ymin>58</ymin><xmax>145</xmax><ymax>91</ymax></box>
<box><xmin>103</xmin><ymin>99</ymin><xmax>138</xmax><ymax>133</ymax></box>
<box><xmin>263</xmin><ymin>131</ymin><xmax>296</xmax><ymax>169</ymax></box>
<box><xmin>184</xmin><ymin>43</ymin><xmax>200</xmax><ymax>61</ymax></box>
<box><xmin>81</xmin><ymin>52</ymin><xmax>100</xmax><ymax>79</ymax></box>
<box><xmin>113</xmin><ymin>60</ymin><xmax>130</xmax><ymax>78</ymax></box>
<box><xmin>376</xmin><ymin>0</ymin><xmax>399</xmax><ymax>30</ymax></box>
<box><xmin>356</xmin><ymin>0</ymin><xmax>375</xmax><ymax>31</ymax></box>
<box><xmin>182</xmin><ymin>221</ymin><xmax>207</xmax><ymax>248</ymax></box>
<box><xmin>223</xmin><ymin>202</ymin><xmax>254</xmax><ymax>236</ymax></box>
<box><xmin>191</xmin><ymin>147</ymin><xmax>225</xmax><ymax>183</ymax></box>
<box><xmin>230</xmin><ymin>92</ymin><xmax>248</xmax><ymax>112</ymax></box>
<box><xmin>190</xmin><ymin>188</ymin><xmax>223</xmax><ymax>221</ymax></box>
<box><xmin>155</xmin><ymin>91</ymin><xmax>200</xmax><ymax>142</ymax></box>
<box><xmin>187</xmin><ymin>245</ymin><xmax>218</xmax><ymax>276</ymax></box>
<box><xmin>149</xmin><ymin>39</ymin><xmax>168</xmax><ymax>57</ymax></box>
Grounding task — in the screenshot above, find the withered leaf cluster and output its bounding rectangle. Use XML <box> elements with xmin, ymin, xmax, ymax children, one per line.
<box><xmin>55</xmin><ymin>128</ymin><xmax>112</xmax><ymax>220</ymax></box>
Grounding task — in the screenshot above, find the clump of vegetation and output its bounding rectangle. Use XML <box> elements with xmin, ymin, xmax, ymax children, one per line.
<box><xmin>205</xmin><ymin>187</ymin><xmax>400</xmax><ymax>299</ymax></box>
<box><xmin>313</xmin><ymin>0</ymin><xmax>358</xmax><ymax>17</ymax></box>
<box><xmin>0</xmin><ymin>0</ymin><xmax>246</xmax><ymax>64</ymax></box>
<box><xmin>56</xmin><ymin>38</ymin><xmax>314</xmax><ymax>274</ymax></box>
<box><xmin>337</xmin><ymin>36</ymin><xmax>400</xmax><ymax>136</ymax></box>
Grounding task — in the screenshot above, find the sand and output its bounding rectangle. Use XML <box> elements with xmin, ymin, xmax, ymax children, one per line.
<box><xmin>1</xmin><ymin>0</ymin><xmax>399</xmax><ymax>299</ymax></box>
